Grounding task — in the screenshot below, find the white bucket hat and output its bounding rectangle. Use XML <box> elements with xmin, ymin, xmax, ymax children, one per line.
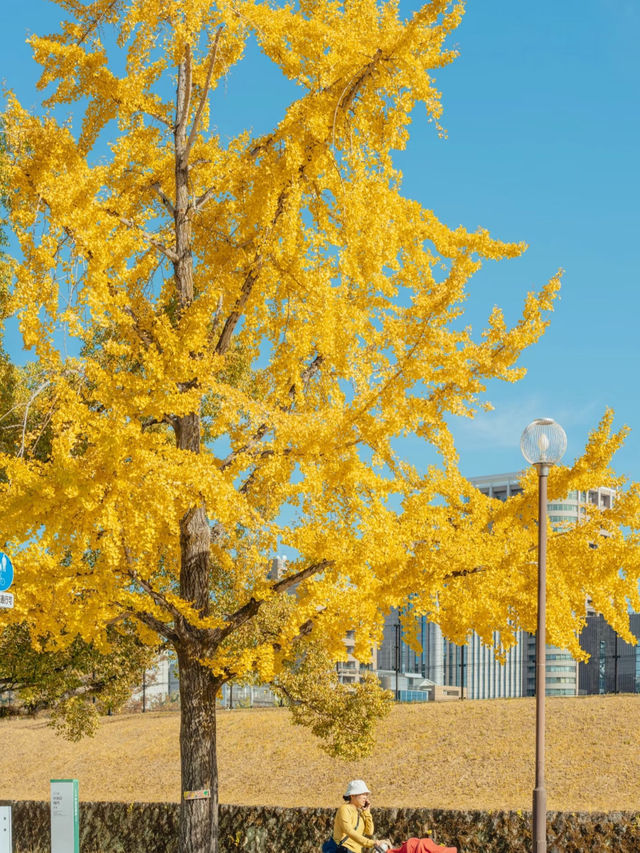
<box><xmin>344</xmin><ymin>779</ymin><xmax>370</xmax><ymax>797</ymax></box>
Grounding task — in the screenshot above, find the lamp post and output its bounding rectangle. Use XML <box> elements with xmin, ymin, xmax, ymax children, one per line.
<box><xmin>520</xmin><ymin>418</ymin><xmax>567</xmax><ymax>853</ymax></box>
<box><xmin>394</xmin><ymin>618</ymin><xmax>401</xmax><ymax>702</ymax></box>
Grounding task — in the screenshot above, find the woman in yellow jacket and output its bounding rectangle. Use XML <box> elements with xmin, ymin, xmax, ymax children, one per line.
<box><xmin>333</xmin><ymin>780</ymin><xmax>382</xmax><ymax>853</ymax></box>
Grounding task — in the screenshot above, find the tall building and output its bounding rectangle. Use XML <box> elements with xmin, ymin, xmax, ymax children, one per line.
<box><xmin>470</xmin><ymin>472</ymin><xmax>616</xmax><ymax>699</ymax></box>
<box><xmin>374</xmin><ymin>472</ymin><xmax>619</xmax><ymax>701</ymax></box>
<box><xmin>547</xmin><ymin>487</ymin><xmax>614</xmax><ymax>525</ymax></box>
<box><xmin>470</xmin><ymin>471</ymin><xmax>615</xmax><ymax>526</ymax></box>
<box><xmin>461</xmin><ymin>631</ymin><xmax>526</xmax><ymax>699</ymax></box>
<box><xmin>375</xmin><ymin>611</ymin><xmax>438</xmax><ymax>701</ymax></box>
<box><xmin>578</xmin><ymin>613</ymin><xmax>640</xmax><ymax>695</ymax></box>
<box><xmin>375</xmin><ymin>610</ymin><xmax>527</xmax><ymax>700</ymax></box>
<box><xmin>336</xmin><ymin>629</ymin><xmax>376</xmax><ymax>684</ymax></box>
<box><xmin>522</xmin><ymin>633</ymin><xmax>578</xmax><ymax>698</ymax></box>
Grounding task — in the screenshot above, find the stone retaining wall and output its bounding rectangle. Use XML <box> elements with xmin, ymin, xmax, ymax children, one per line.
<box><xmin>10</xmin><ymin>801</ymin><xmax>640</xmax><ymax>853</ymax></box>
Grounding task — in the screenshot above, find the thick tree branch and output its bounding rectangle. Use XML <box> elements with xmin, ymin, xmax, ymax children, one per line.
<box><xmin>212</xmin><ymin>129</ymin><xmax>319</xmax><ymax>354</ymax></box>
<box><xmin>75</xmin><ymin>0</ymin><xmax>118</xmax><ymax>46</ymax></box>
<box><xmin>210</xmin><ymin>521</ymin><xmax>226</xmax><ymax>544</ymax></box>
<box><xmin>131</xmin><ymin>609</ymin><xmax>180</xmax><ymax>644</ymax></box>
<box><xmin>220</xmin><ymin>355</ymin><xmax>324</xmax><ymax>479</ymax></box>
<box><xmin>214</xmin><ymin>263</ymin><xmax>261</xmax><ymax>355</ymax></box>
<box><xmin>234</xmin><ymin>355</ymin><xmax>326</xmax><ymax>495</ymax></box>
<box><xmin>152</xmin><ymin>182</ymin><xmax>175</xmax><ymax>216</ymax></box>
<box><xmin>440</xmin><ymin>543</ymin><xmax>535</xmax><ymax>582</ymax></box>
<box><xmin>272</xmin><ymin>616</ymin><xmax>315</xmax><ymax>652</ymax></box>
<box><xmin>341</xmin><ymin>48</ymin><xmax>384</xmax><ymax>111</ymax></box>
<box><xmin>106</xmin><ymin>209</ymin><xmax>178</xmax><ymax>262</ymax></box>
<box><xmin>270</xmin><ymin>559</ymin><xmax>334</xmax><ymax>595</ymax></box>
<box><xmin>211</xmin><ymin>560</ymin><xmax>334</xmax><ymax>646</ymax></box>
<box><xmin>286</xmin><ymin>354</ymin><xmax>324</xmax><ymax>411</ymax></box>
<box><xmin>176</xmin><ymin>44</ymin><xmax>193</xmax><ymax>138</ymax></box>
<box><xmin>444</xmin><ymin>565</ymin><xmax>486</xmax><ymax>580</ymax></box>
<box><xmin>122</xmin><ymin>543</ymin><xmax>187</xmax><ymax>640</ymax></box>
<box><xmin>141</xmin><ymin>414</ymin><xmax>177</xmax><ymax>431</ymax></box>
<box><xmin>123</xmin><ymin>306</ymin><xmax>165</xmax><ymax>354</ymax></box>
<box><xmin>194</xmin><ymin>186</ymin><xmax>217</xmax><ymax>212</ymax></box>
<box><xmin>332</xmin><ymin>48</ymin><xmax>384</xmax><ymax>147</ymax></box>
<box><xmin>213</xmin><ymin>169</ymin><xmax>298</xmax><ymax>354</ymax></box>
<box><xmin>220</xmin><ymin>423</ymin><xmax>269</xmax><ymax>472</ymax></box>
<box><xmin>184</xmin><ymin>27</ymin><xmax>223</xmax><ymax>163</ymax></box>
<box><xmin>17</xmin><ymin>380</ymin><xmax>50</xmax><ymax>457</ymax></box>
<box><xmin>138</xmin><ymin>108</ymin><xmax>172</xmax><ymax>129</ymax></box>
<box><xmin>19</xmin><ymin>181</ymin><xmax>95</xmax><ymax>262</ymax></box>
<box><xmin>127</xmin><ymin>568</ymin><xmax>185</xmax><ymax>627</ymax></box>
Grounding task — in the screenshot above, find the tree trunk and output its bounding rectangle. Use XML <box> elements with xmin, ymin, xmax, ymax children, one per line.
<box><xmin>174</xmin><ymin>52</ymin><xmax>194</xmax><ymax>312</ymax></box>
<box><xmin>176</xmin><ymin>646</ymin><xmax>220</xmax><ymax>853</ymax></box>
<box><xmin>175</xmin><ymin>411</ymin><xmax>218</xmax><ymax>853</ymax></box>
<box><xmin>172</xmin><ymin>48</ymin><xmax>220</xmax><ymax>853</ymax></box>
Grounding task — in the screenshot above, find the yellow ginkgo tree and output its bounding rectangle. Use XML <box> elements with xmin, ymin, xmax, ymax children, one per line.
<box><xmin>2</xmin><ymin>1</ymin><xmax>640</xmax><ymax>852</ymax></box>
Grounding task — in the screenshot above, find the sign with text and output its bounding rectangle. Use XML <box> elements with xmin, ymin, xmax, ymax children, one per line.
<box><xmin>51</xmin><ymin>780</ymin><xmax>79</xmax><ymax>853</ymax></box>
<box><xmin>0</xmin><ymin>802</ymin><xmax>12</xmax><ymax>853</ymax></box>
<box><xmin>0</xmin><ymin>592</ymin><xmax>13</xmax><ymax>610</ymax></box>
<box><xmin>0</xmin><ymin>553</ymin><xmax>13</xmax><ymax>592</ymax></box>
<box><xmin>183</xmin><ymin>789</ymin><xmax>211</xmax><ymax>800</ymax></box>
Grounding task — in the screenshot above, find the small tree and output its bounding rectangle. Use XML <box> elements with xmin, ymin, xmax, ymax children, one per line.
<box><xmin>0</xmin><ymin>623</ymin><xmax>156</xmax><ymax>737</ymax></box>
<box><xmin>2</xmin><ymin>2</ymin><xmax>640</xmax><ymax>853</ymax></box>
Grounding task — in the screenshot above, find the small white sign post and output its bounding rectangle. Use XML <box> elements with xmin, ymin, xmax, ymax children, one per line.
<box><xmin>0</xmin><ymin>802</ymin><xmax>12</xmax><ymax>853</ymax></box>
<box><xmin>50</xmin><ymin>780</ymin><xmax>79</xmax><ymax>853</ymax></box>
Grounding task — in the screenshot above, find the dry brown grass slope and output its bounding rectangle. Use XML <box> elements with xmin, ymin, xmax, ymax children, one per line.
<box><xmin>2</xmin><ymin>695</ymin><xmax>639</xmax><ymax>812</ymax></box>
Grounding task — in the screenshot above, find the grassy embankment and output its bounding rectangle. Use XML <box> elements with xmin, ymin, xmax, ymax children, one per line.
<box><xmin>2</xmin><ymin>694</ymin><xmax>639</xmax><ymax>812</ymax></box>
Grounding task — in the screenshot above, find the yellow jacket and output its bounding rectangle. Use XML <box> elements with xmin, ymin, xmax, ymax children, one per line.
<box><xmin>333</xmin><ymin>803</ymin><xmax>375</xmax><ymax>853</ymax></box>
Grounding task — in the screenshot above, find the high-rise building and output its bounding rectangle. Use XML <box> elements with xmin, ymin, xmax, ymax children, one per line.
<box><xmin>374</xmin><ymin>472</ymin><xmax>619</xmax><ymax>700</ymax></box>
<box><xmin>375</xmin><ymin>610</ymin><xmax>527</xmax><ymax>700</ymax></box>
<box><xmin>336</xmin><ymin>629</ymin><xmax>375</xmax><ymax>685</ymax></box>
<box><xmin>578</xmin><ymin>613</ymin><xmax>640</xmax><ymax>695</ymax></box>
<box><xmin>470</xmin><ymin>472</ymin><xmax>616</xmax><ymax>699</ymax></box>
<box><xmin>375</xmin><ymin>611</ymin><xmax>439</xmax><ymax>701</ymax></box>
<box><xmin>470</xmin><ymin>471</ymin><xmax>615</xmax><ymax>526</ymax></box>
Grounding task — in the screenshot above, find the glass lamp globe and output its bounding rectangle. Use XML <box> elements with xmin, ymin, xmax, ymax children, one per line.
<box><xmin>520</xmin><ymin>418</ymin><xmax>567</xmax><ymax>465</ymax></box>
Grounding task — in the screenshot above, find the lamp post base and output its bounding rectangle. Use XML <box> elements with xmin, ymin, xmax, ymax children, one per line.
<box><xmin>532</xmin><ymin>786</ymin><xmax>547</xmax><ymax>852</ymax></box>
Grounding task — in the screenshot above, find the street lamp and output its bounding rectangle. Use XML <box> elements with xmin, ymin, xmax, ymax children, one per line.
<box><xmin>520</xmin><ymin>418</ymin><xmax>567</xmax><ymax>853</ymax></box>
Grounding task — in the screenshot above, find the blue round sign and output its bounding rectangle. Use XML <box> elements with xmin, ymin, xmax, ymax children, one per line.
<box><xmin>0</xmin><ymin>552</ymin><xmax>14</xmax><ymax>592</ymax></box>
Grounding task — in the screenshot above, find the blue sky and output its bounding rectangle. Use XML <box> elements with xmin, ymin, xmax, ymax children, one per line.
<box><xmin>1</xmin><ymin>0</ymin><xmax>639</xmax><ymax>482</ymax></box>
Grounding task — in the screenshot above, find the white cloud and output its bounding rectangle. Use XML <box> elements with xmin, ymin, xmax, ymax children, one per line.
<box><xmin>449</xmin><ymin>394</ymin><xmax>605</xmax><ymax>455</ymax></box>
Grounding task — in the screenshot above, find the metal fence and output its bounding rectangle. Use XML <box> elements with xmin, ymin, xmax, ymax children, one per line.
<box><xmin>124</xmin><ymin>674</ymin><xmax>283</xmax><ymax>713</ymax></box>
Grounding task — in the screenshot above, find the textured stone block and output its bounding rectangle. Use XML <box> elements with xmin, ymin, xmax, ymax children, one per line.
<box><xmin>10</xmin><ymin>801</ymin><xmax>640</xmax><ymax>852</ymax></box>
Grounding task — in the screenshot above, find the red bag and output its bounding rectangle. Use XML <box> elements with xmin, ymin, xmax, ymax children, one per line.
<box><xmin>390</xmin><ymin>837</ymin><xmax>457</xmax><ymax>853</ymax></box>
